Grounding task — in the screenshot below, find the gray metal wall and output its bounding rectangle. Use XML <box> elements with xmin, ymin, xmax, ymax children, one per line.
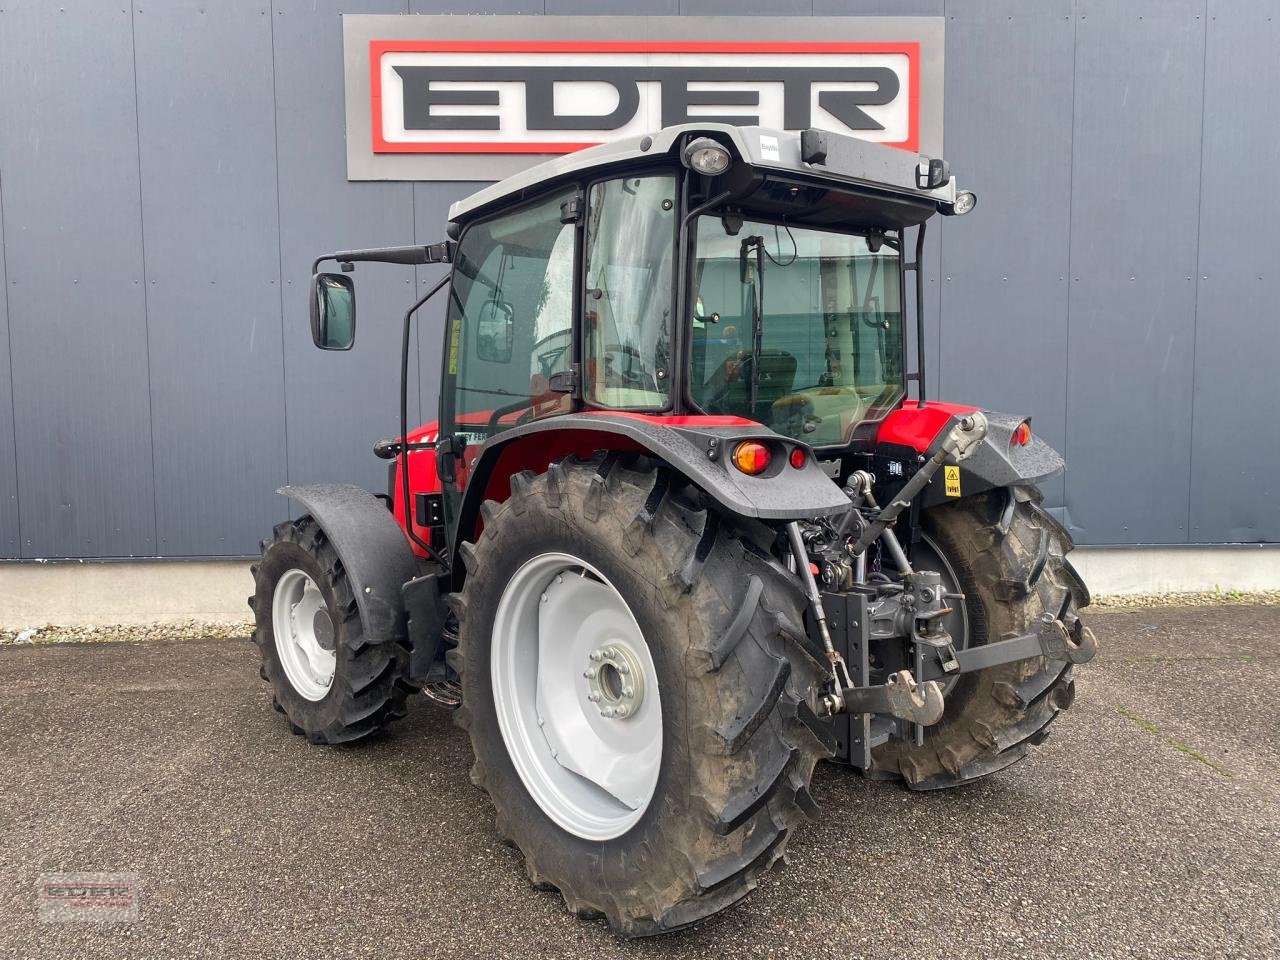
<box><xmin>0</xmin><ymin>0</ymin><xmax>1276</xmax><ymax>559</ymax></box>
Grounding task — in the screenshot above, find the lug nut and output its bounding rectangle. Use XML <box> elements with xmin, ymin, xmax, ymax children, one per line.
<box><xmin>587</xmin><ymin>693</ymin><xmax>600</xmax><ymax>703</ymax></box>
<box><xmin>623</xmin><ymin>685</ymin><xmax>634</xmax><ymax>697</ymax></box>
<box><xmin>617</xmin><ymin>663</ymin><xmax>630</xmax><ymax>675</ymax></box>
<box><xmin>589</xmin><ymin>650</ymin><xmax>603</xmax><ymax>662</ymax></box>
<box><xmin>583</xmin><ymin>668</ymin><xmax>597</xmax><ymax>679</ymax></box>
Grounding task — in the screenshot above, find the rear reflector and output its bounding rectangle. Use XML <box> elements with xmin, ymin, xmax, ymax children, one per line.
<box><xmin>1012</xmin><ymin>421</ymin><xmax>1032</xmax><ymax>447</ymax></box>
<box><xmin>789</xmin><ymin>447</ymin><xmax>807</xmax><ymax>469</ymax></box>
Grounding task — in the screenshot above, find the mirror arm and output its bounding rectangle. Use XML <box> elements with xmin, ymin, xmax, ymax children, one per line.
<box><xmin>313</xmin><ymin>242</ymin><xmax>454</xmax><ymax>273</ymax></box>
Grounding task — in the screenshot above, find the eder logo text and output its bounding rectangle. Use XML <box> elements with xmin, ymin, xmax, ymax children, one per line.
<box><xmin>370</xmin><ymin>41</ymin><xmax>921</xmax><ymax>156</ymax></box>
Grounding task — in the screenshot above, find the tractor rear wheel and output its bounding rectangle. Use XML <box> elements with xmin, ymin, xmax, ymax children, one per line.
<box><xmin>870</xmin><ymin>487</ymin><xmax>1092</xmax><ymax>789</ymax></box>
<box><xmin>449</xmin><ymin>455</ymin><xmax>834</xmax><ymax>937</ymax></box>
<box><xmin>250</xmin><ymin>516</ymin><xmax>410</xmax><ymax>744</ymax></box>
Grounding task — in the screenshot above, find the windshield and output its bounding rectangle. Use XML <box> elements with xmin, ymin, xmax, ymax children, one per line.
<box><xmin>689</xmin><ymin>215</ymin><xmax>904</xmax><ymax>446</ymax></box>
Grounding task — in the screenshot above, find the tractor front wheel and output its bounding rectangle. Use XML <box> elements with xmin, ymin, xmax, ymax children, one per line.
<box><xmin>450</xmin><ymin>455</ymin><xmax>834</xmax><ymax>937</ymax></box>
<box><xmin>250</xmin><ymin>517</ymin><xmax>409</xmax><ymax>744</ymax></box>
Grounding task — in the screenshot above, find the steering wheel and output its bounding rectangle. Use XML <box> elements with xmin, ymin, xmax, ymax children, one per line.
<box><xmin>486</xmin><ymin>396</ymin><xmax>534</xmax><ymax>435</ymax></box>
<box><xmin>601</xmin><ymin>343</ymin><xmax>656</xmax><ymax>392</ymax></box>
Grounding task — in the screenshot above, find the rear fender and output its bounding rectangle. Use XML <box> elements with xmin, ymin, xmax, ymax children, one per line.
<box><xmin>453</xmin><ymin>413</ymin><xmax>851</xmax><ymax>574</ymax></box>
<box><xmin>873</xmin><ymin>408</ymin><xmax>1064</xmax><ymax>508</ymax></box>
<box><xmin>919</xmin><ymin>412</ymin><xmax>1064</xmax><ymax>507</ymax></box>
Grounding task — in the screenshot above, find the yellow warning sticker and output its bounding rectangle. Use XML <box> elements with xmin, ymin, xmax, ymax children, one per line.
<box><xmin>944</xmin><ymin>465</ymin><xmax>961</xmax><ymax>498</ymax></box>
<box><xmin>447</xmin><ymin>319</ymin><xmax>461</xmax><ymax>375</ymax></box>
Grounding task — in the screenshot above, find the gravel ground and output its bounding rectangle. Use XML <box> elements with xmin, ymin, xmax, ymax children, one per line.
<box><xmin>0</xmin><ymin>604</ymin><xmax>1276</xmax><ymax>959</ymax></box>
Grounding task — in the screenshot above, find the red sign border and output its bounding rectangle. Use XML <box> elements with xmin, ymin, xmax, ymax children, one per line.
<box><xmin>369</xmin><ymin>39</ymin><xmax>921</xmax><ymax>155</ymax></box>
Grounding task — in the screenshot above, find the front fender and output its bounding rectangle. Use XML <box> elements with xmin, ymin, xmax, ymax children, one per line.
<box><xmin>277</xmin><ymin>484</ymin><xmax>418</xmax><ymax>644</ymax></box>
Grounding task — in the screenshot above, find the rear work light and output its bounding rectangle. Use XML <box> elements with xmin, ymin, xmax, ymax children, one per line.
<box><xmin>732</xmin><ymin>441</ymin><xmax>772</xmax><ymax>475</ymax></box>
<box><xmin>1011</xmin><ymin>420</ymin><xmax>1032</xmax><ymax>447</ymax></box>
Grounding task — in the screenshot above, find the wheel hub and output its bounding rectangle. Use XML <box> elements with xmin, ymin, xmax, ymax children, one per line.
<box><xmin>312</xmin><ymin>608</ymin><xmax>336</xmax><ymax>651</ymax></box>
<box><xmin>584</xmin><ymin>642</ymin><xmax>645</xmax><ymax>719</ymax></box>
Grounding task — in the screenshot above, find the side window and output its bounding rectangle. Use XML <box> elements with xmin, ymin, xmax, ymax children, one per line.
<box><xmin>582</xmin><ymin>175</ymin><xmax>675</xmax><ymax>409</ymax></box>
<box><xmin>442</xmin><ymin>190</ymin><xmax>577</xmax><ymax>444</ymax></box>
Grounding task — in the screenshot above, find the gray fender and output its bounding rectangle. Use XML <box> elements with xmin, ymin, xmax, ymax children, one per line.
<box><xmin>455</xmin><ymin>413</ymin><xmax>851</xmax><ymax>547</ymax></box>
<box><xmin>919</xmin><ymin>412</ymin><xmax>1065</xmax><ymax>508</ymax></box>
<box><xmin>278</xmin><ymin>484</ymin><xmax>418</xmax><ymax>644</ymax></box>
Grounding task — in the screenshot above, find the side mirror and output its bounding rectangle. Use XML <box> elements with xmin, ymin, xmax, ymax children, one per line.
<box><xmin>476</xmin><ymin>299</ymin><xmax>514</xmax><ymax>363</ymax></box>
<box><xmin>309</xmin><ymin>272</ymin><xmax>356</xmax><ymax>350</ymax></box>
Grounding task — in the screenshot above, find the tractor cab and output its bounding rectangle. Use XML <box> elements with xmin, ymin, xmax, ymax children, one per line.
<box><xmin>412</xmin><ymin>124</ymin><xmax>975</xmax><ymax>537</ymax></box>
<box><xmin>437</xmin><ymin>124</ymin><xmax>971</xmax><ymax>451</ymax></box>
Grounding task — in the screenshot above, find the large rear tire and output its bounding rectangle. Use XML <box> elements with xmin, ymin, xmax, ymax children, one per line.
<box><xmin>251</xmin><ymin>517</ymin><xmax>410</xmax><ymax>744</ymax></box>
<box><xmin>870</xmin><ymin>487</ymin><xmax>1093</xmax><ymax>789</ymax></box>
<box><xmin>450</xmin><ymin>455</ymin><xmax>834</xmax><ymax>937</ymax></box>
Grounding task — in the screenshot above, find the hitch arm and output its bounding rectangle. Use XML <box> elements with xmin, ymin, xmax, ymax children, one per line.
<box><xmin>917</xmin><ymin>614</ymin><xmax>1099</xmax><ymax>683</ymax></box>
<box><xmin>838</xmin><ymin>670</ymin><xmax>945</xmax><ymax>726</ymax></box>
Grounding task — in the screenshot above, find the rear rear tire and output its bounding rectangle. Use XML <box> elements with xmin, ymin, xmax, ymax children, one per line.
<box><xmin>450</xmin><ymin>454</ymin><xmax>834</xmax><ymax>937</ymax></box>
<box><xmin>870</xmin><ymin>487</ymin><xmax>1092</xmax><ymax>789</ymax></box>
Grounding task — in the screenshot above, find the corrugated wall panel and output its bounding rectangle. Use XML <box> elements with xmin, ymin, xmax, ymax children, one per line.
<box><xmin>1188</xmin><ymin>2</ymin><xmax>1280</xmax><ymax>543</ymax></box>
<box><xmin>0</xmin><ymin>1</ymin><xmax>156</xmax><ymax>558</ymax></box>
<box><xmin>1</xmin><ymin>2</ymin><xmax>1277</xmax><ymax>557</ymax></box>
<box><xmin>274</xmin><ymin>1</ymin><xmax>420</xmax><ymax>505</ymax></box>
<box><xmin>681</xmin><ymin>0</ymin><xmax>810</xmax><ymax>15</ymax></box>
<box><xmin>133</xmin><ymin>0</ymin><xmax>287</xmax><ymax>556</ymax></box>
<box><xmin>1063</xmin><ymin>0</ymin><xmax>1206</xmax><ymax>544</ymax></box>
<box><xmin>0</xmin><ymin>182</ymin><xmax>17</xmax><ymax>557</ymax></box>
<box><xmin>813</xmin><ymin>1</ymin><xmax>942</xmax><ymax>14</ymax></box>
<box><xmin>547</xmin><ymin>0</ymin><xmax>679</xmax><ymax>13</ymax></box>
<box><xmin>409</xmin><ymin>0</ymin><xmax>543</xmax><ymax>14</ymax></box>
<box><xmin>939</xmin><ymin>0</ymin><xmax>1075</xmax><ymax>511</ymax></box>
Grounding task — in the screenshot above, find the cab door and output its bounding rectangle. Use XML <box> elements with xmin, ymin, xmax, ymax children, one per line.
<box><xmin>437</xmin><ymin>189</ymin><xmax>579</xmax><ymax>535</ymax></box>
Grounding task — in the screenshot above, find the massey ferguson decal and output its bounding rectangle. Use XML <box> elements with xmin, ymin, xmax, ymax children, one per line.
<box><xmin>371</xmin><ymin>42</ymin><xmax>919</xmax><ymax>154</ymax></box>
<box><xmin>343</xmin><ymin>16</ymin><xmax>944</xmax><ymax>181</ymax></box>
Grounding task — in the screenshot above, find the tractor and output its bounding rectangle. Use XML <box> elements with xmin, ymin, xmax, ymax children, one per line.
<box><xmin>250</xmin><ymin>124</ymin><xmax>1096</xmax><ymax>936</ymax></box>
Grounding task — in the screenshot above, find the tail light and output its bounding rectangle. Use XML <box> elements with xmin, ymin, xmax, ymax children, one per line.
<box><xmin>1011</xmin><ymin>420</ymin><xmax>1032</xmax><ymax>447</ymax></box>
<box><xmin>731</xmin><ymin>441</ymin><xmax>772</xmax><ymax>475</ymax></box>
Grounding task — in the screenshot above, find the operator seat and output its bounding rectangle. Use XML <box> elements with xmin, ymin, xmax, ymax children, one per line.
<box><xmin>720</xmin><ymin>349</ymin><xmax>797</xmax><ymax>422</ymax></box>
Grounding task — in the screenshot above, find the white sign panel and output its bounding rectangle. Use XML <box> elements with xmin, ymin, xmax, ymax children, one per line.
<box><xmin>344</xmin><ymin>16</ymin><xmax>944</xmax><ymax>181</ymax></box>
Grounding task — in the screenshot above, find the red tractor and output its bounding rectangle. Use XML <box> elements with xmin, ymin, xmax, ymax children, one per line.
<box><xmin>251</xmin><ymin>125</ymin><xmax>1096</xmax><ymax>936</ymax></box>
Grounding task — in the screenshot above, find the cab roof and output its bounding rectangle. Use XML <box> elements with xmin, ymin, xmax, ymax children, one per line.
<box><xmin>447</xmin><ymin>123</ymin><xmax>965</xmax><ymax>231</ymax></box>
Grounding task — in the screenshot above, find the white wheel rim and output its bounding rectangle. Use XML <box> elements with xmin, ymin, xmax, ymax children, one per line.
<box><xmin>272</xmin><ymin>568</ymin><xmax>337</xmax><ymax>701</ymax></box>
<box><xmin>491</xmin><ymin>552</ymin><xmax>662</xmax><ymax>841</ymax></box>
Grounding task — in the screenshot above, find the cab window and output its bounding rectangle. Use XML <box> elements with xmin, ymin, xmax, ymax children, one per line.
<box><xmin>442</xmin><ymin>190</ymin><xmax>577</xmax><ymax>445</ymax></box>
<box><xmin>582</xmin><ymin>175</ymin><xmax>675</xmax><ymax>410</ymax></box>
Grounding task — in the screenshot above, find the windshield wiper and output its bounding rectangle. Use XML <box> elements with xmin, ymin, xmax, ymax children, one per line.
<box><xmin>456</xmin><ymin>386</ymin><xmax>526</xmax><ymax>397</ymax></box>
